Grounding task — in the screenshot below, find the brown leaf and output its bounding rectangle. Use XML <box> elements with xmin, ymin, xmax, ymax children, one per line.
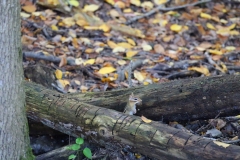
<box><xmin>154</xmin><ymin>44</ymin><xmax>165</xmax><ymax>54</ymax></box>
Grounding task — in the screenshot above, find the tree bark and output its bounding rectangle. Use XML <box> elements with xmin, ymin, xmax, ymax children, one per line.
<box><xmin>25</xmin><ymin>82</ymin><xmax>240</xmax><ymax>160</ymax></box>
<box><xmin>0</xmin><ymin>1</ymin><xmax>34</xmax><ymax>159</ymax></box>
<box><xmin>69</xmin><ymin>74</ymin><xmax>240</xmax><ymax>121</ymax></box>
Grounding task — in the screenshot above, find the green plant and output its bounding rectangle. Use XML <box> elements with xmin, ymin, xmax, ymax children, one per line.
<box><xmin>68</xmin><ymin>137</ymin><xmax>92</xmax><ymax>160</ymax></box>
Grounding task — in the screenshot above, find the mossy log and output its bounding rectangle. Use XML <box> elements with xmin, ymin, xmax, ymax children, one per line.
<box><xmin>25</xmin><ymin>81</ymin><xmax>240</xmax><ymax>160</ymax></box>
<box><xmin>61</xmin><ymin>74</ymin><xmax>240</xmax><ymax>121</ymax></box>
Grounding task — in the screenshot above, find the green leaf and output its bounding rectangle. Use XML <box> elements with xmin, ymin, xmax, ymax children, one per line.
<box><xmin>68</xmin><ymin>154</ymin><xmax>76</xmax><ymax>160</ymax></box>
<box><xmin>83</xmin><ymin>147</ymin><xmax>92</xmax><ymax>159</ymax></box>
<box><xmin>71</xmin><ymin>144</ymin><xmax>80</xmax><ymax>151</ymax></box>
<box><xmin>76</xmin><ymin>137</ymin><xmax>84</xmax><ymax>145</ymax></box>
<box><xmin>68</xmin><ymin>0</ymin><xmax>79</xmax><ymax>7</ymax></box>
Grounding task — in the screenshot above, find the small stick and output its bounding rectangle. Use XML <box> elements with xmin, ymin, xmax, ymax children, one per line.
<box><xmin>128</xmin><ymin>60</ymin><xmax>133</xmax><ymax>88</ymax></box>
<box><xmin>126</xmin><ymin>0</ymin><xmax>211</xmax><ymax>24</ymax></box>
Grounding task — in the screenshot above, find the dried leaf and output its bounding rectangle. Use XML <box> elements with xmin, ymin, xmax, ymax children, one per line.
<box><xmin>22</xmin><ymin>5</ymin><xmax>37</xmax><ymax>13</ymax></box>
<box><xmin>213</xmin><ymin>141</ymin><xmax>230</xmax><ymax>148</ymax></box>
<box><xmin>83</xmin><ymin>4</ymin><xmax>100</xmax><ymax>12</ymax></box>
<box><xmin>68</xmin><ymin>0</ymin><xmax>79</xmax><ymax>7</ymax></box>
<box><xmin>141</xmin><ymin>116</ymin><xmax>152</xmax><ymax>123</ymax></box>
<box><xmin>154</xmin><ymin>44</ymin><xmax>165</xmax><ymax>53</ymax></box>
<box><xmin>126</xmin><ymin>50</ymin><xmax>138</xmax><ymax>58</ymax></box>
<box><xmin>134</xmin><ymin>70</ymin><xmax>145</xmax><ymax>82</ymax></box>
<box><xmin>170</xmin><ymin>24</ymin><xmax>182</xmax><ymax>32</ymax></box>
<box><xmin>130</xmin><ymin>0</ymin><xmax>141</xmax><ymax>6</ymax></box>
<box><xmin>142</xmin><ymin>44</ymin><xmax>152</xmax><ymax>51</ymax></box>
<box><xmin>200</xmin><ymin>12</ymin><xmax>212</xmax><ymax>19</ymax></box>
<box><xmin>188</xmin><ymin>66</ymin><xmax>210</xmax><ymax>76</ymax></box>
<box><xmin>206</xmin><ymin>23</ymin><xmax>215</xmax><ymax>30</ymax></box>
<box><xmin>55</xmin><ymin>69</ymin><xmax>63</xmax><ymax>79</ymax></box>
<box><xmin>113</xmin><ymin>46</ymin><xmax>126</xmax><ymax>53</ymax></box>
<box><xmin>84</xmin><ymin>59</ymin><xmax>95</xmax><ymax>65</ymax></box>
<box><xmin>98</xmin><ymin>67</ymin><xmax>116</xmax><ymax>74</ymax></box>
<box><xmin>208</xmin><ymin>49</ymin><xmax>223</xmax><ymax>55</ymax></box>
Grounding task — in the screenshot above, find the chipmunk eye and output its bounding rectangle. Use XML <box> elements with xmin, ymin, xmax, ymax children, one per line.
<box><xmin>134</xmin><ymin>98</ymin><xmax>138</xmax><ymax>101</ymax></box>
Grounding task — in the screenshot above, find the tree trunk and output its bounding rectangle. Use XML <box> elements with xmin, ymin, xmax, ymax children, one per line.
<box><xmin>0</xmin><ymin>1</ymin><xmax>34</xmax><ymax>159</ymax></box>
<box><xmin>25</xmin><ymin>82</ymin><xmax>240</xmax><ymax>160</ymax></box>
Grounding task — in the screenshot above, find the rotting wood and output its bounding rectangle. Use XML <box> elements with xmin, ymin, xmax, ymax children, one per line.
<box><xmin>25</xmin><ymin>82</ymin><xmax>240</xmax><ymax>160</ymax></box>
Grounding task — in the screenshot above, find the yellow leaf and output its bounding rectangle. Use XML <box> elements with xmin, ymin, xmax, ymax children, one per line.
<box><xmin>130</xmin><ymin>0</ymin><xmax>141</xmax><ymax>6</ymax></box>
<box><xmin>188</xmin><ymin>66</ymin><xmax>210</xmax><ymax>76</ymax></box>
<box><xmin>20</xmin><ymin>12</ymin><xmax>31</xmax><ymax>18</ymax></box>
<box><xmin>55</xmin><ymin>69</ymin><xmax>63</xmax><ymax>79</ymax></box>
<box><xmin>126</xmin><ymin>50</ymin><xmax>138</xmax><ymax>58</ymax></box>
<box><xmin>22</xmin><ymin>5</ymin><xmax>37</xmax><ymax>13</ymax></box>
<box><xmin>123</xmin><ymin>8</ymin><xmax>133</xmax><ymax>13</ymax></box>
<box><xmin>228</xmin><ymin>23</ymin><xmax>236</xmax><ymax>30</ymax></box>
<box><xmin>117</xmin><ymin>42</ymin><xmax>133</xmax><ymax>49</ymax></box>
<box><xmin>213</xmin><ymin>141</ymin><xmax>230</xmax><ymax>148</ymax></box>
<box><xmin>141</xmin><ymin>2</ymin><xmax>154</xmax><ymax>10</ymax></box>
<box><xmin>235</xmin><ymin>115</ymin><xmax>240</xmax><ymax>118</ymax></box>
<box><xmin>107</xmin><ymin>40</ymin><xmax>118</xmax><ymax>49</ymax></box>
<box><xmin>62</xmin><ymin>17</ymin><xmax>75</xmax><ymax>27</ymax></box>
<box><xmin>200</xmin><ymin>12</ymin><xmax>212</xmax><ymax>19</ymax></box>
<box><xmin>220</xmin><ymin>62</ymin><xmax>228</xmax><ymax>72</ymax></box>
<box><xmin>84</xmin><ymin>59</ymin><xmax>95</xmax><ymax>65</ymax></box>
<box><xmin>230</xmin><ymin>30</ymin><xmax>239</xmax><ymax>36</ymax></box>
<box><xmin>134</xmin><ymin>70</ymin><xmax>145</xmax><ymax>82</ymax></box>
<box><xmin>68</xmin><ymin>0</ymin><xmax>79</xmax><ymax>7</ymax></box>
<box><xmin>154</xmin><ymin>0</ymin><xmax>168</xmax><ymax>5</ymax></box>
<box><xmin>142</xmin><ymin>44</ymin><xmax>152</xmax><ymax>51</ymax></box>
<box><xmin>220</xmin><ymin>19</ymin><xmax>228</xmax><ymax>24</ymax></box>
<box><xmin>47</xmin><ymin>0</ymin><xmax>59</xmax><ymax>6</ymax></box>
<box><xmin>117</xmin><ymin>60</ymin><xmax>127</xmax><ymax>65</ymax></box>
<box><xmin>208</xmin><ymin>49</ymin><xmax>223</xmax><ymax>55</ymax></box>
<box><xmin>127</xmin><ymin>38</ymin><xmax>136</xmax><ymax>46</ymax></box>
<box><xmin>143</xmin><ymin>81</ymin><xmax>149</xmax><ymax>85</ymax></box>
<box><xmin>113</xmin><ymin>46</ymin><xmax>126</xmax><ymax>53</ymax></box>
<box><xmin>98</xmin><ymin>67</ymin><xmax>116</xmax><ymax>74</ymax></box>
<box><xmin>141</xmin><ymin>116</ymin><xmax>152</xmax><ymax>123</ymax></box>
<box><xmin>105</xmin><ymin>0</ymin><xmax>114</xmax><ymax>5</ymax></box>
<box><xmin>80</xmin><ymin>85</ymin><xmax>88</xmax><ymax>92</ymax></box>
<box><xmin>51</xmin><ymin>25</ymin><xmax>58</xmax><ymax>31</ymax></box>
<box><xmin>206</xmin><ymin>23</ymin><xmax>215</xmax><ymax>30</ymax></box>
<box><xmin>115</xmin><ymin>1</ymin><xmax>126</xmax><ymax>8</ymax></box>
<box><xmin>84</xmin><ymin>26</ymin><xmax>99</xmax><ymax>30</ymax></box>
<box><xmin>95</xmin><ymin>47</ymin><xmax>104</xmax><ymax>53</ymax></box>
<box><xmin>58</xmin><ymin>79</ymin><xmax>70</xmax><ymax>88</ymax></box>
<box><xmin>226</xmin><ymin>46</ymin><xmax>236</xmax><ymax>51</ymax></box>
<box><xmin>99</xmin><ymin>23</ymin><xmax>111</xmax><ymax>32</ymax></box>
<box><xmin>170</xmin><ymin>24</ymin><xmax>182</xmax><ymax>32</ymax></box>
<box><xmin>83</xmin><ymin>4</ymin><xmax>100</xmax><ymax>12</ymax></box>
<box><xmin>166</xmin><ymin>11</ymin><xmax>178</xmax><ymax>15</ymax></box>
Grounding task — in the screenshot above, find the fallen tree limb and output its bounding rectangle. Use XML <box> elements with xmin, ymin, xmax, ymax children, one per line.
<box><xmin>67</xmin><ymin>74</ymin><xmax>240</xmax><ymax>121</ymax></box>
<box><xmin>126</xmin><ymin>0</ymin><xmax>211</xmax><ymax>24</ymax></box>
<box><xmin>25</xmin><ymin>81</ymin><xmax>240</xmax><ymax>160</ymax></box>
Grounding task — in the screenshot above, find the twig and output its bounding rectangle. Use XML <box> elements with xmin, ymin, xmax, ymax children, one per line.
<box><xmin>126</xmin><ymin>0</ymin><xmax>211</xmax><ymax>24</ymax></box>
<box><xmin>128</xmin><ymin>60</ymin><xmax>133</xmax><ymax>88</ymax></box>
<box><xmin>23</xmin><ymin>52</ymin><xmax>76</xmax><ymax>65</ymax></box>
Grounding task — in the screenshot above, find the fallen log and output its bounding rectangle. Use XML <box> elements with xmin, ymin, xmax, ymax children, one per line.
<box><xmin>25</xmin><ymin>74</ymin><xmax>240</xmax><ymax>121</ymax></box>
<box><xmin>25</xmin><ymin>82</ymin><xmax>240</xmax><ymax>160</ymax></box>
<box><xmin>69</xmin><ymin>74</ymin><xmax>240</xmax><ymax>121</ymax></box>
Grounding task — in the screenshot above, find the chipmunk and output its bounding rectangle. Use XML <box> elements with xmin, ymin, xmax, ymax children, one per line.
<box><xmin>123</xmin><ymin>93</ymin><xmax>142</xmax><ymax>115</ymax></box>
